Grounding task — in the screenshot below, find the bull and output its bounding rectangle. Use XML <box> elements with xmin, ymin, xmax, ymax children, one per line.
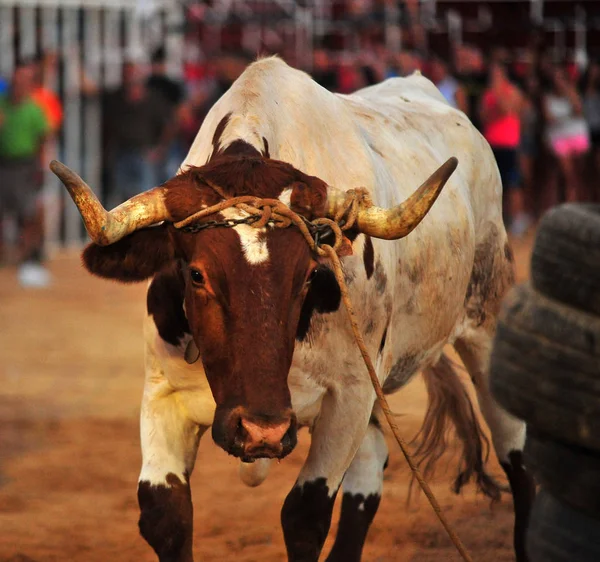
<box><xmin>52</xmin><ymin>57</ymin><xmax>534</xmax><ymax>561</ymax></box>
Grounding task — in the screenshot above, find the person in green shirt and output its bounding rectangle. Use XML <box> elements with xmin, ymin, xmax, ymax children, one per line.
<box><xmin>0</xmin><ymin>60</ymin><xmax>50</xmax><ymax>287</ymax></box>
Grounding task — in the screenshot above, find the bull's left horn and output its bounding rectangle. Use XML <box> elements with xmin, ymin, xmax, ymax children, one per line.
<box><xmin>327</xmin><ymin>157</ymin><xmax>458</xmax><ymax>240</ymax></box>
<box><xmin>50</xmin><ymin>160</ymin><xmax>171</xmax><ymax>245</ymax></box>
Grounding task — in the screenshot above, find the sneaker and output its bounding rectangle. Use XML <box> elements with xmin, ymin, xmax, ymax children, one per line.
<box><xmin>18</xmin><ymin>262</ymin><xmax>51</xmax><ymax>288</ymax></box>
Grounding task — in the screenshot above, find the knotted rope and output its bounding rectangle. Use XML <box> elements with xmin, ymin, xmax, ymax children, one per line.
<box><xmin>174</xmin><ymin>180</ymin><xmax>474</xmax><ymax>562</ymax></box>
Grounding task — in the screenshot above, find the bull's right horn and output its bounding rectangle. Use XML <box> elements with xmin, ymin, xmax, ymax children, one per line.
<box><xmin>50</xmin><ymin>160</ymin><xmax>172</xmax><ymax>246</ymax></box>
<box><xmin>326</xmin><ymin>157</ymin><xmax>458</xmax><ymax>240</ymax></box>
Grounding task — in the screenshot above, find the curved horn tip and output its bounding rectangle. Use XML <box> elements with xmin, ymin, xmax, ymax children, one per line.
<box><xmin>444</xmin><ymin>157</ymin><xmax>459</xmax><ymax>173</ymax></box>
<box><xmin>49</xmin><ymin>160</ymin><xmax>78</xmax><ymax>180</ymax></box>
<box><xmin>49</xmin><ymin>160</ymin><xmax>64</xmax><ymax>174</ymax></box>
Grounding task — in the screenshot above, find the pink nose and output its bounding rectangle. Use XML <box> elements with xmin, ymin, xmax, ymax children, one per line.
<box><xmin>241</xmin><ymin>417</ymin><xmax>292</xmax><ymax>456</ymax></box>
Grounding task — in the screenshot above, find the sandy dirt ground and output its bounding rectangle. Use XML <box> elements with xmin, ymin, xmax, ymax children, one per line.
<box><xmin>0</xmin><ymin>233</ymin><xmax>535</xmax><ymax>562</ymax></box>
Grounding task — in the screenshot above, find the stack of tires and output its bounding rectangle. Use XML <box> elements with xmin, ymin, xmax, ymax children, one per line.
<box><xmin>490</xmin><ymin>203</ymin><xmax>600</xmax><ymax>562</ymax></box>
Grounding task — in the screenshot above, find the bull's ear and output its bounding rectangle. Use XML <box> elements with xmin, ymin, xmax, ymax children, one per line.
<box><xmin>296</xmin><ymin>266</ymin><xmax>341</xmax><ymax>341</ymax></box>
<box><xmin>82</xmin><ymin>224</ymin><xmax>174</xmax><ymax>282</ymax></box>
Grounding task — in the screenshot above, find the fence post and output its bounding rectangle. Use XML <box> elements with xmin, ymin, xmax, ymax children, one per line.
<box><xmin>83</xmin><ymin>7</ymin><xmax>103</xmax><ymax>214</ymax></box>
<box><xmin>61</xmin><ymin>6</ymin><xmax>83</xmax><ymax>246</ymax></box>
<box><xmin>0</xmin><ymin>4</ymin><xmax>15</xmax><ymax>78</ymax></box>
<box><xmin>41</xmin><ymin>4</ymin><xmax>61</xmax><ymax>256</ymax></box>
<box><xmin>166</xmin><ymin>3</ymin><xmax>185</xmax><ymax>78</ymax></box>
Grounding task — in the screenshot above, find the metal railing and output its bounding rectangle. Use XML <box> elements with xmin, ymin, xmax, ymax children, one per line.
<box><xmin>0</xmin><ymin>0</ymin><xmax>184</xmax><ymax>251</ymax></box>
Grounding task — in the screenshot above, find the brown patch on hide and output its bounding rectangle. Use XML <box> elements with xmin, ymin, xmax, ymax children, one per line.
<box><xmin>363</xmin><ymin>236</ymin><xmax>374</xmax><ymax>279</ymax></box>
<box><xmin>382</xmin><ymin>354</ymin><xmax>419</xmax><ymax>394</ymax></box>
<box><xmin>327</xmin><ymin>492</ymin><xmax>381</xmax><ymax>562</ymax></box>
<box><xmin>211</xmin><ymin>113</ymin><xmax>232</xmax><ymax>154</ymax></box>
<box><xmin>137</xmin><ymin>473</ymin><xmax>194</xmax><ymax>561</ymax></box>
<box><xmin>504</xmin><ymin>242</ymin><xmax>514</xmax><ymax>262</ymax></box>
<box><xmin>414</xmin><ymin>354</ymin><xmax>501</xmax><ymax>501</ymax></box>
<box><xmin>373</xmin><ymin>260</ymin><xmax>387</xmax><ymax>294</ymax></box>
<box><xmin>406</xmin><ymin>262</ymin><xmax>425</xmax><ymax>285</ymax></box>
<box><xmin>281</xmin><ymin>478</ymin><xmax>337</xmax><ymax>560</ymax></box>
<box><xmin>402</xmin><ymin>294</ymin><xmax>417</xmax><ymax>315</ymax></box>
<box><xmin>464</xmin><ymin>226</ymin><xmax>514</xmax><ymax>327</ymax></box>
<box><xmin>220</xmin><ymin>139</ymin><xmax>263</xmax><ymax>158</ymax></box>
<box><xmin>378</xmin><ymin>323</ymin><xmax>388</xmax><ymax>355</ymax></box>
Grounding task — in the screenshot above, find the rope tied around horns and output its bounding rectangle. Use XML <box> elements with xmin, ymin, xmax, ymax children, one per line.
<box><xmin>174</xmin><ymin>177</ymin><xmax>474</xmax><ymax>562</ymax></box>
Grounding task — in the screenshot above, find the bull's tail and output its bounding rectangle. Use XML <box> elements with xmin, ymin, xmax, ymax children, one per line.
<box><xmin>412</xmin><ymin>353</ymin><xmax>502</xmax><ymax>501</ymax></box>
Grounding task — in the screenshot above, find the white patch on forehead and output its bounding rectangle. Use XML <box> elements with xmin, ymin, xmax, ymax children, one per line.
<box><xmin>222</xmin><ymin>208</ymin><xmax>270</xmax><ymax>265</ymax></box>
<box><xmin>235</xmin><ymin>223</ymin><xmax>270</xmax><ymax>264</ymax></box>
<box><xmin>279</xmin><ymin>187</ymin><xmax>293</xmax><ymax>207</ymax></box>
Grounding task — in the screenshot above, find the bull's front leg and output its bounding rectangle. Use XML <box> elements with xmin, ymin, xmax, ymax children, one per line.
<box><xmin>281</xmin><ymin>380</ymin><xmax>375</xmax><ymax>562</ymax></box>
<box><xmin>137</xmin><ymin>389</ymin><xmax>207</xmax><ymax>562</ymax></box>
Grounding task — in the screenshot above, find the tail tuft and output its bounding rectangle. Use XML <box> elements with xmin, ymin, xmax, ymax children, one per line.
<box><xmin>412</xmin><ymin>354</ymin><xmax>502</xmax><ymax>501</ymax></box>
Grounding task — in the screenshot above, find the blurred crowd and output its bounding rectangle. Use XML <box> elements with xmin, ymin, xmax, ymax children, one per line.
<box><xmin>310</xmin><ymin>43</ymin><xmax>600</xmax><ymax>237</ymax></box>
<box><xmin>2</xmin><ymin>38</ymin><xmax>600</xmax><ymax>286</ymax></box>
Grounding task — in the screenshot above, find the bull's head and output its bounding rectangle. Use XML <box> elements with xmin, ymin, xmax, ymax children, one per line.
<box><xmin>51</xmin><ymin>154</ymin><xmax>456</xmax><ymax>461</ymax></box>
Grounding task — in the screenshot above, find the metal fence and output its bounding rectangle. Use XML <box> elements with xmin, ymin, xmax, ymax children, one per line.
<box><xmin>1</xmin><ymin>0</ymin><xmax>595</xmax><ymax>250</ymax></box>
<box><xmin>0</xmin><ymin>0</ymin><xmax>184</xmax><ymax>251</ymax></box>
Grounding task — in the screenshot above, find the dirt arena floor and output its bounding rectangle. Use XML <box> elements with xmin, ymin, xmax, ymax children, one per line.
<box><xmin>0</xmin><ymin>233</ymin><xmax>535</xmax><ymax>562</ymax></box>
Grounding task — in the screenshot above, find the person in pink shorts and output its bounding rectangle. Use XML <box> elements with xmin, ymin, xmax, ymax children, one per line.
<box><xmin>544</xmin><ymin>66</ymin><xmax>590</xmax><ymax>202</ymax></box>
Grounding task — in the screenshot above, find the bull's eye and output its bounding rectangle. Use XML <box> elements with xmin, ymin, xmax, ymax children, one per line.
<box><xmin>190</xmin><ymin>268</ymin><xmax>205</xmax><ymax>286</ymax></box>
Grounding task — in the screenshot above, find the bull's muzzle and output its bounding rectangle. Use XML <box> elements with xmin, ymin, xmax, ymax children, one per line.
<box><xmin>212</xmin><ymin>406</ymin><xmax>298</xmax><ymax>461</ymax></box>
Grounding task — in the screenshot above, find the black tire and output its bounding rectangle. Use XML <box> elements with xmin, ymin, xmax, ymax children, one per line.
<box><xmin>531</xmin><ymin>203</ymin><xmax>600</xmax><ymax>317</ymax></box>
<box><xmin>527</xmin><ymin>488</ymin><xmax>600</xmax><ymax>562</ymax></box>
<box><xmin>490</xmin><ymin>283</ymin><xmax>600</xmax><ymax>451</ymax></box>
<box><xmin>524</xmin><ymin>429</ymin><xmax>600</xmax><ymax>518</ymax></box>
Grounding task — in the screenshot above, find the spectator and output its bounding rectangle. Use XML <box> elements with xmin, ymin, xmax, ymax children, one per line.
<box><xmin>395</xmin><ymin>50</ymin><xmax>423</xmax><ymax>77</ymax></box>
<box><xmin>0</xmin><ymin>74</ymin><xmax>8</xmax><ymax>96</ymax></box>
<box><xmin>0</xmin><ymin>61</ymin><xmax>50</xmax><ymax>287</ymax></box>
<box><xmin>543</xmin><ymin>65</ymin><xmax>589</xmax><ymax>202</ymax></box>
<box><xmin>147</xmin><ymin>47</ymin><xmax>186</xmax><ymax>182</ymax></box>
<box><xmin>429</xmin><ymin>55</ymin><xmax>467</xmax><ymax>113</ymax></box>
<box><xmin>102</xmin><ymin>61</ymin><xmax>174</xmax><ymax>204</ymax></box>
<box><xmin>481</xmin><ymin>61</ymin><xmax>531</xmax><ymax>236</ymax></box>
<box><xmin>356</xmin><ymin>50</ymin><xmax>387</xmax><ymax>87</ymax></box>
<box><xmin>337</xmin><ymin>54</ymin><xmax>367</xmax><ymax>93</ymax></box>
<box><xmin>519</xmin><ymin>73</ymin><xmax>542</xmax><ymax>216</ymax></box>
<box><xmin>455</xmin><ymin>45</ymin><xmax>487</xmax><ymax>130</ymax></box>
<box><xmin>582</xmin><ymin>60</ymin><xmax>600</xmax><ymax>200</ymax></box>
<box><xmin>31</xmin><ymin>52</ymin><xmax>63</xmax><ymax>135</ymax></box>
<box><xmin>312</xmin><ymin>48</ymin><xmax>339</xmax><ymax>91</ymax></box>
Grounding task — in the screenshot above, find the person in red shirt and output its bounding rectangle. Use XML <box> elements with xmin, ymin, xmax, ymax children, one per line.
<box><xmin>31</xmin><ymin>53</ymin><xmax>63</xmax><ymax>134</ymax></box>
<box><xmin>481</xmin><ymin>61</ymin><xmax>531</xmax><ymax>237</ymax></box>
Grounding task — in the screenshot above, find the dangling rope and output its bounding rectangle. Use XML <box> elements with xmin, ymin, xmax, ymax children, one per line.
<box><xmin>174</xmin><ymin>185</ymin><xmax>474</xmax><ymax>562</ymax></box>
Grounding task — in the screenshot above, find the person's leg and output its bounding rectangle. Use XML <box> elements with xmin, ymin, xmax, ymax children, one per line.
<box><xmin>519</xmin><ymin>145</ymin><xmax>536</xmax><ymax>217</ymax></box>
<box><xmin>140</xmin><ymin>150</ymin><xmax>159</xmax><ymax>193</ymax></box>
<box><xmin>15</xmin><ymin>161</ymin><xmax>51</xmax><ymax>287</ymax></box>
<box><xmin>505</xmin><ymin>148</ymin><xmax>531</xmax><ymax>237</ymax></box>
<box><xmin>493</xmin><ymin>148</ymin><xmax>511</xmax><ymax>225</ymax></box>
<box><xmin>115</xmin><ymin>150</ymin><xmax>148</xmax><ymax>201</ymax></box>
<box><xmin>571</xmin><ymin>134</ymin><xmax>591</xmax><ymax>201</ymax></box>
<box><xmin>556</xmin><ymin>152</ymin><xmax>578</xmax><ymax>202</ymax></box>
